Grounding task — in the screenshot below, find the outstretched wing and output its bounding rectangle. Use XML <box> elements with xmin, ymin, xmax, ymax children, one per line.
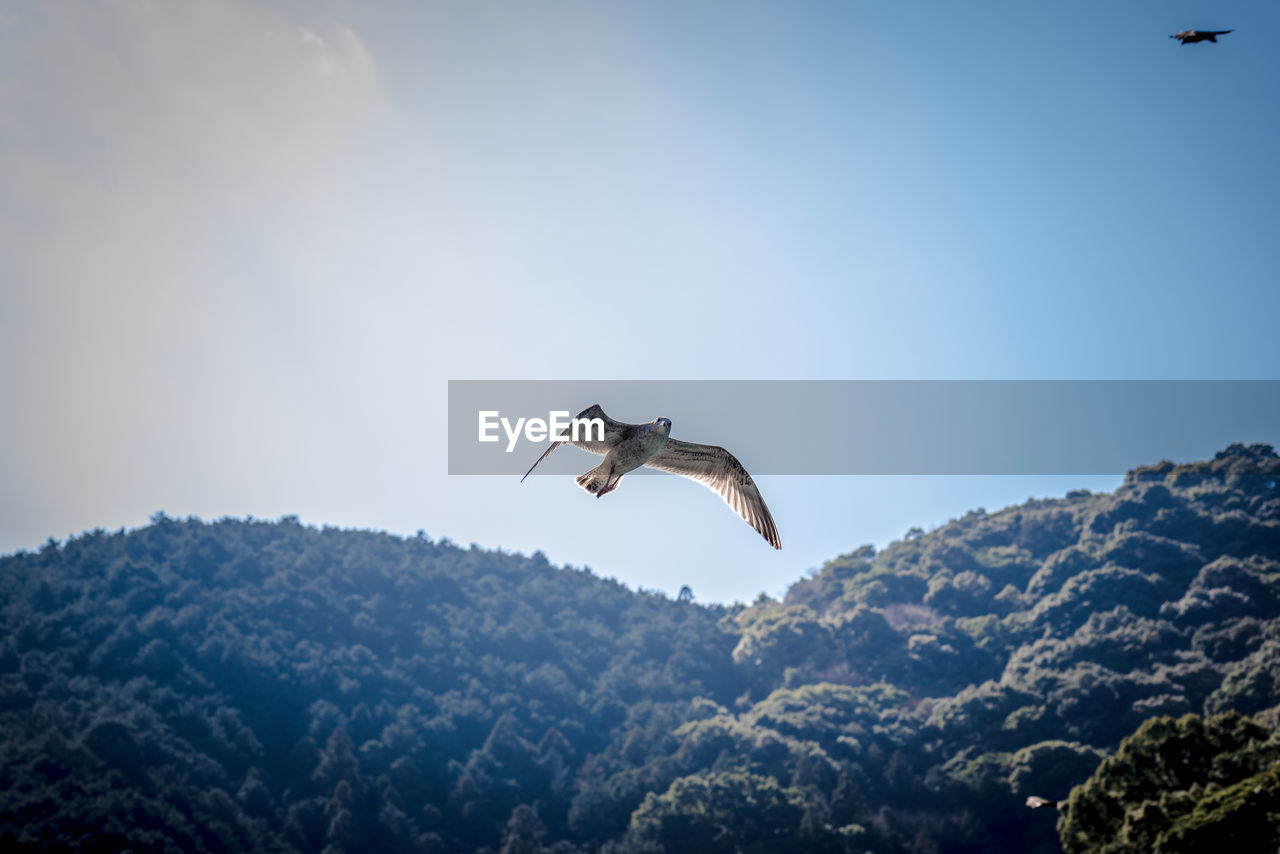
<box><xmin>645</xmin><ymin>438</ymin><xmax>781</xmax><ymax>549</ymax></box>
<box><xmin>521</xmin><ymin>404</ymin><xmax>636</xmax><ymax>481</ymax></box>
<box><xmin>1174</xmin><ymin>29</ymin><xmax>1233</xmax><ymax>42</ymax></box>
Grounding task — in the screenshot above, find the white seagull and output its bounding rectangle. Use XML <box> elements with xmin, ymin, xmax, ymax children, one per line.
<box><xmin>521</xmin><ymin>404</ymin><xmax>781</xmax><ymax>549</ymax></box>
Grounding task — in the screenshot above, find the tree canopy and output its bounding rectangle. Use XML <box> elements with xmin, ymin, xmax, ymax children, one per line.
<box><xmin>1</xmin><ymin>443</ymin><xmax>1277</xmax><ymax>852</ymax></box>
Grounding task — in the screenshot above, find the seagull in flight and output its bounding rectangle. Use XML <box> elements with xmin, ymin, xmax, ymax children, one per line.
<box><xmin>1171</xmin><ymin>29</ymin><xmax>1232</xmax><ymax>44</ymax></box>
<box><xmin>521</xmin><ymin>404</ymin><xmax>781</xmax><ymax>549</ymax></box>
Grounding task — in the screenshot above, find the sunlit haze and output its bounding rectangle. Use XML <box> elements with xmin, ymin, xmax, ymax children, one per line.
<box><xmin>3</xmin><ymin>1</ymin><xmax>1277</xmax><ymax>602</ymax></box>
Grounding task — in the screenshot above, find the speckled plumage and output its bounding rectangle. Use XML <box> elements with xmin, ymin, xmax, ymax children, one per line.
<box><xmin>522</xmin><ymin>404</ymin><xmax>781</xmax><ymax>549</ymax></box>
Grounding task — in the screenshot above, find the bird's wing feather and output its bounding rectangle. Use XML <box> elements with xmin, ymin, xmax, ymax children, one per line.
<box><xmin>645</xmin><ymin>438</ymin><xmax>781</xmax><ymax>549</ymax></box>
<box><xmin>563</xmin><ymin>404</ymin><xmax>634</xmax><ymax>454</ymax></box>
<box><xmin>521</xmin><ymin>404</ymin><xmax>636</xmax><ymax>480</ymax></box>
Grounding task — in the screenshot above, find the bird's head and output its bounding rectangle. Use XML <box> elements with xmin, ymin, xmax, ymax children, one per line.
<box><xmin>655</xmin><ymin>417</ymin><xmax>672</xmax><ymax>434</ymax></box>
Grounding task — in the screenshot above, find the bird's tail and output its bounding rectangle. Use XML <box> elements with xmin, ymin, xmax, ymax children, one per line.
<box><xmin>576</xmin><ymin>464</ymin><xmax>621</xmax><ymax>498</ymax></box>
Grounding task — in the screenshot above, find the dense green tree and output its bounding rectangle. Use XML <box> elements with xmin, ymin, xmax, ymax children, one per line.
<box><xmin>1059</xmin><ymin>712</ymin><xmax>1280</xmax><ymax>853</ymax></box>
<box><xmin>1</xmin><ymin>444</ymin><xmax>1277</xmax><ymax>852</ymax></box>
<box><xmin>625</xmin><ymin>771</ymin><xmax>813</xmax><ymax>853</ymax></box>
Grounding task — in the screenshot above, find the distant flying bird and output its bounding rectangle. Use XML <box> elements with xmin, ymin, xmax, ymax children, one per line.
<box><xmin>521</xmin><ymin>404</ymin><xmax>781</xmax><ymax>549</ymax></box>
<box><xmin>1171</xmin><ymin>29</ymin><xmax>1232</xmax><ymax>44</ymax></box>
<box><xmin>1025</xmin><ymin>796</ymin><xmax>1060</xmax><ymax>810</ymax></box>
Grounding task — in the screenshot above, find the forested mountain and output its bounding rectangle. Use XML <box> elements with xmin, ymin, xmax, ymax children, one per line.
<box><xmin>1059</xmin><ymin>711</ymin><xmax>1280</xmax><ymax>852</ymax></box>
<box><xmin>1</xmin><ymin>444</ymin><xmax>1277</xmax><ymax>852</ymax></box>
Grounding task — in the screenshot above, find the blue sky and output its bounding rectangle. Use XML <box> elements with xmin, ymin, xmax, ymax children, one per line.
<box><xmin>2</xmin><ymin>1</ymin><xmax>1277</xmax><ymax>602</ymax></box>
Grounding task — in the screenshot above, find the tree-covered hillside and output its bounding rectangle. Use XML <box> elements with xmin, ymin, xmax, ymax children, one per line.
<box><xmin>1</xmin><ymin>444</ymin><xmax>1277</xmax><ymax>852</ymax></box>
<box><xmin>1059</xmin><ymin>711</ymin><xmax>1280</xmax><ymax>853</ymax></box>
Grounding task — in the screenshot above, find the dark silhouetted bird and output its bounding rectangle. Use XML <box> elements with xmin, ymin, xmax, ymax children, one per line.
<box><xmin>522</xmin><ymin>404</ymin><xmax>781</xmax><ymax>549</ymax></box>
<box><xmin>1171</xmin><ymin>29</ymin><xmax>1232</xmax><ymax>44</ymax></box>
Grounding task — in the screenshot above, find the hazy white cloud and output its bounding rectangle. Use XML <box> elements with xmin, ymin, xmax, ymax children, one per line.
<box><xmin>0</xmin><ymin>0</ymin><xmax>399</xmax><ymax>541</ymax></box>
<box><xmin>5</xmin><ymin>1</ymin><xmax>1262</xmax><ymax>605</ymax></box>
<box><xmin>0</xmin><ymin>0</ymin><xmax>686</xmax><ymax>553</ymax></box>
